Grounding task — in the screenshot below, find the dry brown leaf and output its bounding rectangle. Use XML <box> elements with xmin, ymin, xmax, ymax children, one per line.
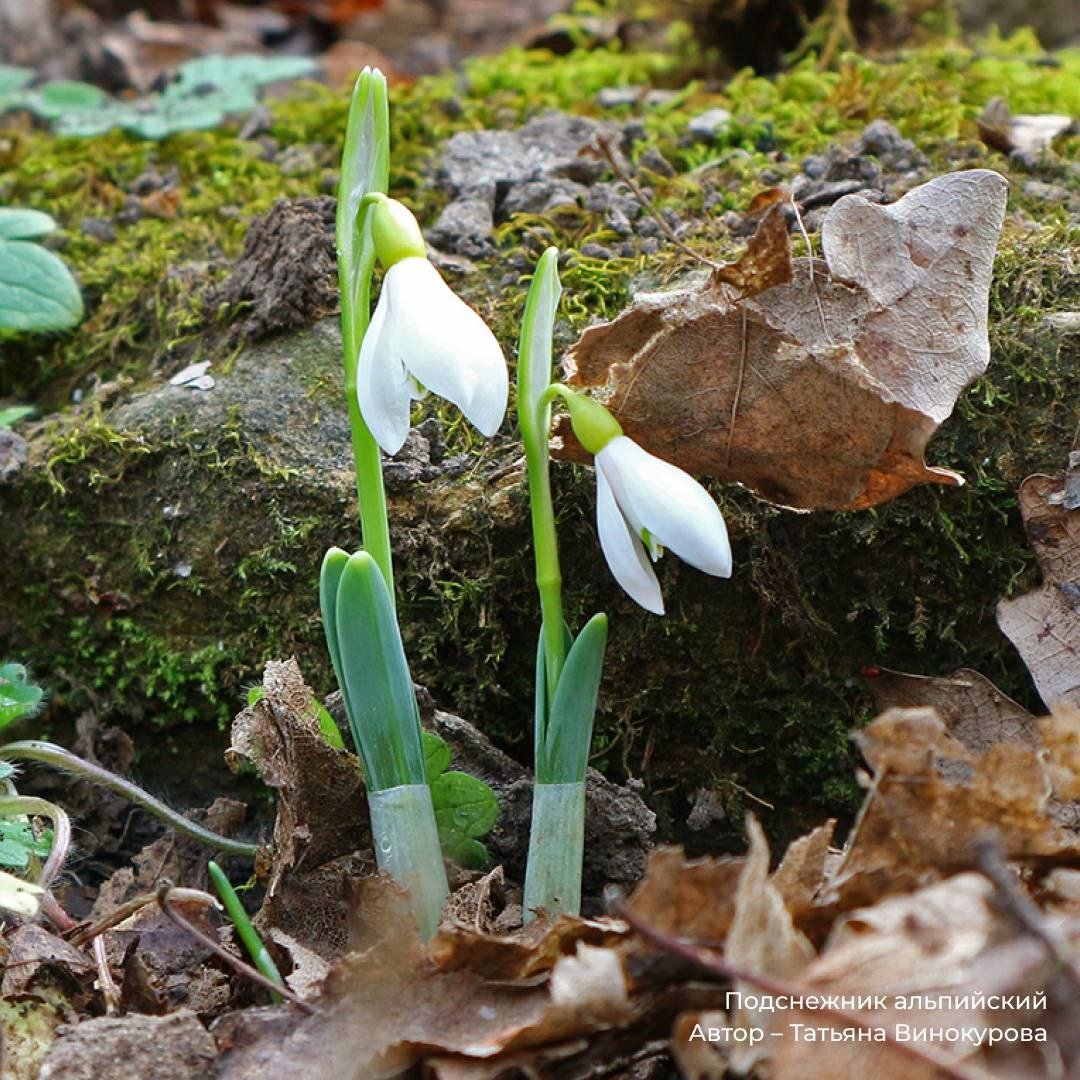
<box><xmin>214</xmin><ymin>904</ymin><xmax>640</xmax><ymax>1078</ymax></box>
<box><xmin>771</xmin><ymin>819</ymin><xmax>836</xmax><ymax>922</ymax></box>
<box><xmin>559</xmin><ymin>170</ymin><xmax>1007</xmax><ymax>510</ymax></box>
<box><xmin>1</xmin><ymin>925</ymin><xmax>96</xmax><ymax>998</ymax></box>
<box><xmin>226</xmin><ymin>659</ymin><xmax>369</xmax><ymax>897</ymax></box>
<box><xmin>1040</xmin><ymin>705</ymin><xmax>1080</xmax><ymax>801</ymax></box>
<box><xmin>623</xmin><ymin>847</ymin><xmax>744</xmax><ymax>944</ymax></box>
<box><xmin>770</xmin><ymin>874</ymin><xmax>996</xmax><ymax>1079</ymax></box>
<box><xmin>864</xmin><ymin>665</ymin><xmax>1040</xmax><ymax>752</ymax></box>
<box><xmin>429</xmin><ymin>913</ymin><xmax>625</xmax><ymax>982</ymax></box>
<box><xmin>726</xmin><ymin>817</ymin><xmax>815</xmax><ymax>1071</ymax></box>
<box><xmin>997</xmin><ymin>472</ymin><xmax>1080</xmax><ymax>709</ymax></box>
<box><xmin>825</xmin><ymin>707</ymin><xmax>1076</xmax><ymax>908</ymax></box>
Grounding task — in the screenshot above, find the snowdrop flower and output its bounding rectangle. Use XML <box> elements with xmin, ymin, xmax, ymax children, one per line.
<box><xmin>558</xmin><ymin>388</ymin><xmax>732</xmax><ymax>615</ymax></box>
<box><xmin>357</xmin><ymin>196</ymin><xmax>508</xmax><ymax>455</ymax></box>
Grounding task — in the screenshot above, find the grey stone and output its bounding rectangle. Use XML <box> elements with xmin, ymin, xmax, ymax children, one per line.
<box><xmin>0</xmin><ymin>428</ymin><xmax>27</xmax><ymax>484</ymax></box>
<box><xmin>429</xmin><ymin>112</ymin><xmax>628</xmax><ymax>255</ymax></box>
<box><xmin>596</xmin><ymin>85</ymin><xmax>644</xmax><ymax>109</ymax></box>
<box><xmin>39</xmin><ymin>1010</ymin><xmax>217</xmax><ymax>1080</ymax></box>
<box><xmin>858</xmin><ymin>119</ymin><xmax>923</xmax><ymax>170</ymax></box>
<box><xmin>500</xmin><ymin>177</ymin><xmax>589</xmax><ymax>216</ymax></box>
<box><xmin>687</xmin><ymin>107</ymin><xmax>732</xmax><ymax>140</ymax></box>
<box><xmin>81</xmin><ymin>216</ymin><xmax>116</xmax><ymax>242</ymax></box>
<box><xmin>638</xmin><ymin>146</ymin><xmax>676</xmax><ymax>178</ymax></box>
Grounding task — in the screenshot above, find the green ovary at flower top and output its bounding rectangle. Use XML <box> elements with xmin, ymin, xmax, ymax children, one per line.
<box><xmin>357</xmin><ymin>194</ymin><xmax>508</xmax><ymax>456</ymax></box>
<box><xmin>553</xmin><ymin>385</ymin><xmax>732</xmax><ymax>616</ymax></box>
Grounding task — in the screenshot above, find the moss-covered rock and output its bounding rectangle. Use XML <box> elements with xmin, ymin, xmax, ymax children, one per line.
<box><xmin>1</xmin><ymin>26</ymin><xmax>1077</xmax><ymax>851</ymax></box>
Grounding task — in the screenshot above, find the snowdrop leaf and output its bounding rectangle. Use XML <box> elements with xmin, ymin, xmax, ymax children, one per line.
<box><xmin>542</xmin><ymin>613</ymin><xmax>608</xmax><ymax>784</ymax></box>
<box><xmin>517</xmin><ymin>247</ymin><xmax>561</xmax><ymax>434</ymax></box>
<box><xmin>333</xmin><ymin>551</ymin><xmax>424</xmax><ymax>790</ymax></box>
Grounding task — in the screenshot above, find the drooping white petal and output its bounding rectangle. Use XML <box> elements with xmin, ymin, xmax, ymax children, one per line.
<box><xmin>598</xmin><ymin>437</ymin><xmax>732</xmax><ymax>579</ymax></box>
<box><xmin>356</xmin><ymin>282</ymin><xmax>414</xmax><ymax>454</ymax></box>
<box><xmin>381</xmin><ymin>258</ymin><xmax>508</xmax><ymax>438</ymax></box>
<box><xmin>596</xmin><ymin>465</ymin><xmax>664</xmax><ymax>615</ymax></box>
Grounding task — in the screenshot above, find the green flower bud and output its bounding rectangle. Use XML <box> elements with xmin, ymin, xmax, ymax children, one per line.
<box><xmin>559</xmin><ymin>389</ymin><xmax>623</xmax><ymax>456</ymax></box>
<box><xmin>370</xmin><ymin>196</ymin><xmax>426</xmax><ymax>267</ymax></box>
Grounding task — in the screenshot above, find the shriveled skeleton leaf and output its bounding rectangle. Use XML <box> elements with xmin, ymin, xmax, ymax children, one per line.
<box><xmin>561</xmin><ymin>170</ymin><xmax>1008</xmax><ymax>510</ymax></box>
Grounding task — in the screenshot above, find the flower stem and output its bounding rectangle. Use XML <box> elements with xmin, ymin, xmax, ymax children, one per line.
<box><xmin>517</xmin><ymin>249</ymin><xmax>566</xmax><ymax>709</ymax></box>
<box><xmin>207</xmin><ymin>860</ymin><xmax>284</xmax><ymax>1003</ymax></box>
<box><xmin>0</xmin><ymin>741</ymin><xmax>259</xmax><ymax>858</ymax></box>
<box><xmin>523</xmin><ymin>781</ymin><xmax>585</xmax><ymax>920</ymax></box>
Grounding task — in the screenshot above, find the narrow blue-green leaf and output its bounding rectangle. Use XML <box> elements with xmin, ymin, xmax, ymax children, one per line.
<box><xmin>334</xmin><ymin>551</ymin><xmax>423</xmax><ymax>790</ymax></box>
<box><xmin>517</xmin><ymin>247</ymin><xmax>561</xmax><ymax>433</ymax></box>
<box><xmin>0</xmin><ymin>209</ymin><xmax>55</xmax><ymax>241</ymax></box>
<box><xmin>319</xmin><ymin>547</ymin><xmax>350</xmax><ymax>703</ymax></box>
<box><xmin>533</xmin><ymin>618</ymin><xmax>571</xmax><ymax>765</ymax></box>
<box><xmin>541</xmin><ymin>613</ymin><xmax>608</xmax><ymax>783</ymax></box>
<box><xmin>337</xmin><ymin>69</ymin><xmax>389</xmax><ymax>285</ymax></box>
<box><xmin>0</xmin><ymin>239</ymin><xmax>83</xmax><ymax>332</ymax></box>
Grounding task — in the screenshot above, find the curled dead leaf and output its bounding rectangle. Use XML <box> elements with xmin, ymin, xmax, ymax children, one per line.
<box><xmin>226</xmin><ymin>659</ymin><xmax>369</xmax><ymax>897</ymax></box>
<box><xmin>997</xmin><ymin>471</ymin><xmax>1080</xmax><ymax>709</ymax></box>
<box><xmin>559</xmin><ymin>170</ymin><xmax>1008</xmax><ymax>510</ymax></box>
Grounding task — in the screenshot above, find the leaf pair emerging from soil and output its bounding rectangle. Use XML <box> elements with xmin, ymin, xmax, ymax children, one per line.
<box><xmin>559</xmin><ymin>170</ymin><xmax>1008</xmax><ymax>511</ymax></box>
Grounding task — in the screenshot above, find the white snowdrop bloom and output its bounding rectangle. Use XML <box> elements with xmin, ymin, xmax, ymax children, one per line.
<box><xmin>594</xmin><ymin>435</ymin><xmax>732</xmax><ymax>615</ymax></box>
<box><xmin>357</xmin><ymin>256</ymin><xmax>508</xmax><ymax>455</ymax></box>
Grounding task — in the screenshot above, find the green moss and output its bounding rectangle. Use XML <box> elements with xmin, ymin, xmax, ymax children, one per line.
<box><xmin>1</xmin><ymin>25</ymin><xmax>1077</xmax><ymax>851</ymax></box>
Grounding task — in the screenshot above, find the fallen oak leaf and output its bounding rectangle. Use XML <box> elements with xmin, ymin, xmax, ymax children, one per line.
<box><xmin>864</xmin><ymin>665</ymin><xmax>1040</xmax><ymax>752</ymax></box>
<box><xmin>559</xmin><ymin>170</ymin><xmax>1007</xmax><ymax>510</ymax></box>
<box><xmin>997</xmin><ymin>472</ymin><xmax>1080</xmax><ymax>709</ymax></box>
<box><xmin>823</xmin><ymin>707</ymin><xmax>1077</xmax><ymax>911</ymax></box>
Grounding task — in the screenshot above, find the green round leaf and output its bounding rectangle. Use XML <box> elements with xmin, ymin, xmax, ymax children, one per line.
<box><xmin>0</xmin><ymin>238</ymin><xmax>83</xmax><ymax>332</ymax></box>
<box><xmin>0</xmin><ymin>208</ymin><xmax>56</xmax><ymax>241</ymax></box>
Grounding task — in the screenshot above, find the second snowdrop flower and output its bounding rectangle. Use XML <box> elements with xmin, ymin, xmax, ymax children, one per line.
<box><xmin>357</xmin><ymin>195</ymin><xmax>508</xmax><ymax>455</ymax></box>
<box><xmin>556</xmin><ymin>388</ymin><xmax>732</xmax><ymax>615</ymax></box>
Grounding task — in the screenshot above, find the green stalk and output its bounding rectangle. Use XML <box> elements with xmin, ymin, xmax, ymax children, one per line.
<box><xmin>517</xmin><ymin>250</ymin><xmax>609</xmax><ymax>922</ymax></box>
<box><xmin>207</xmin><ymin>860</ymin><xmax>284</xmax><ymax>1003</ymax></box>
<box><xmin>522</xmin><ymin>782</ymin><xmax>585</xmax><ymax>918</ymax></box>
<box><xmin>336</xmin><ymin>69</ymin><xmax>394</xmax><ymax>594</ymax></box>
<box><xmin>367</xmin><ymin>784</ymin><xmax>447</xmax><ymax>940</ymax></box>
<box><xmin>0</xmin><ymin>741</ymin><xmax>259</xmax><ymax>858</ymax></box>
<box><xmin>516</xmin><ymin>247</ymin><xmax>565</xmax><ymax>713</ymax></box>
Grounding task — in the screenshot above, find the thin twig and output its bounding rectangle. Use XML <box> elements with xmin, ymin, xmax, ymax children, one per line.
<box><xmin>974</xmin><ymin>835</ymin><xmax>1080</xmax><ymax>998</ymax></box>
<box><xmin>93</xmin><ymin>936</ymin><xmax>121</xmax><ymax>1014</ymax></box>
<box><xmin>609</xmin><ymin>894</ymin><xmax>995</xmax><ymax>1080</ymax></box>
<box><xmin>68</xmin><ymin>887</ymin><xmax>219</xmax><ymax>948</ymax></box>
<box><xmin>155</xmin><ymin>883</ymin><xmax>315</xmax><ymax>1014</ymax></box>
<box><xmin>591</xmin><ymin>136</ymin><xmax>724</xmax><ymax>271</ymax></box>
